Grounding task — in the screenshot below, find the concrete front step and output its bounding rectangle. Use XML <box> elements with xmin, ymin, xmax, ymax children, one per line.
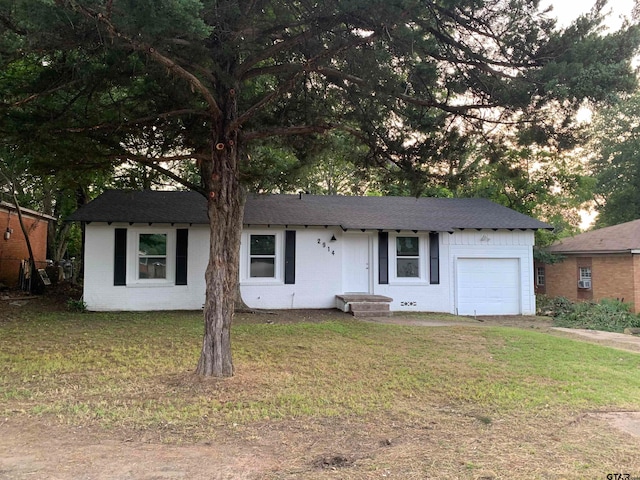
<box><xmin>335</xmin><ymin>294</ymin><xmax>394</xmax><ymax>318</ymax></box>
<box><xmin>336</xmin><ymin>294</ymin><xmax>393</xmax><ymax>304</ymax></box>
<box><xmin>349</xmin><ymin>302</ymin><xmax>391</xmax><ymax>317</ymax></box>
<box><xmin>349</xmin><ymin>302</ymin><xmax>390</xmax><ymax>312</ymax></box>
<box><xmin>335</xmin><ymin>294</ymin><xmax>393</xmax><ymax>315</ymax></box>
<box><xmin>350</xmin><ymin>309</ymin><xmax>393</xmax><ymax>318</ymax></box>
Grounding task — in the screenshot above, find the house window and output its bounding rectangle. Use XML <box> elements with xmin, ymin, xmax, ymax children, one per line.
<box><xmin>250</xmin><ymin>234</ymin><xmax>276</xmax><ymax>278</ymax></box>
<box><xmin>578</xmin><ymin>267</ymin><xmax>592</xmax><ymax>289</ymax></box>
<box><xmin>138</xmin><ymin>233</ymin><xmax>167</xmax><ymax>279</ymax></box>
<box><xmin>396</xmin><ymin>236</ymin><xmax>420</xmax><ymax>278</ymax></box>
<box><xmin>536</xmin><ymin>266</ymin><xmax>545</xmax><ymax>286</ymax></box>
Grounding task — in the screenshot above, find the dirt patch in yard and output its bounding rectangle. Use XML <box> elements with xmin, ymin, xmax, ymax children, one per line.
<box><xmin>0</xmin><ymin>283</ymin><xmax>82</xmax><ymax>318</ymax></box>
<box><xmin>597</xmin><ymin>412</ymin><xmax>640</xmax><ymax>438</ymax></box>
<box><xmin>376</xmin><ymin>313</ymin><xmax>556</xmax><ymax>330</ymax></box>
<box><xmin>2</xmin><ymin>406</ymin><xmax>640</xmax><ymax>479</ymax></box>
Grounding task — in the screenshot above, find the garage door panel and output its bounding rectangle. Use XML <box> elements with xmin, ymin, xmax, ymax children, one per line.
<box><xmin>457</xmin><ymin>258</ymin><xmax>520</xmax><ymax>315</ymax></box>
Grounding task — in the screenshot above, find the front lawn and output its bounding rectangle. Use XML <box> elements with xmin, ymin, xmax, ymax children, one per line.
<box><xmin>1</xmin><ymin>309</ymin><xmax>639</xmax><ymax>477</ymax></box>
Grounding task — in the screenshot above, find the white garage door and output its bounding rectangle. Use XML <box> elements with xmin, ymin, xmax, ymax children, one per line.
<box><xmin>456</xmin><ymin>258</ymin><xmax>520</xmax><ymax>316</ymax></box>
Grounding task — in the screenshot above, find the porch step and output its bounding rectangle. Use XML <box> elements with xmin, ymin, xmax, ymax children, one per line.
<box><xmin>351</xmin><ymin>311</ymin><xmax>393</xmax><ymax>318</ymax></box>
<box><xmin>335</xmin><ymin>294</ymin><xmax>393</xmax><ymax>318</ymax></box>
<box><xmin>349</xmin><ymin>302</ymin><xmax>390</xmax><ymax>313</ymax></box>
<box><xmin>349</xmin><ymin>302</ymin><xmax>392</xmax><ymax>318</ymax></box>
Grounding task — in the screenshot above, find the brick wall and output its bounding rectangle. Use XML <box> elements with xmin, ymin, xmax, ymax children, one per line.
<box><xmin>634</xmin><ymin>255</ymin><xmax>640</xmax><ymax>312</ymax></box>
<box><xmin>544</xmin><ymin>256</ymin><xmax>578</xmax><ymax>301</ymax></box>
<box><xmin>0</xmin><ymin>209</ymin><xmax>50</xmax><ymax>287</ymax></box>
<box><xmin>593</xmin><ymin>255</ymin><xmax>635</xmax><ymax>306</ymax></box>
<box><xmin>542</xmin><ymin>253</ymin><xmax>638</xmax><ymax>313</ymax></box>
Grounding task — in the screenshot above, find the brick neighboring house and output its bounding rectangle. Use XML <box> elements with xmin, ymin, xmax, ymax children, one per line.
<box><xmin>536</xmin><ymin>219</ymin><xmax>640</xmax><ymax>313</ymax></box>
<box><xmin>0</xmin><ymin>201</ymin><xmax>56</xmax><ymax>288</ymax></box>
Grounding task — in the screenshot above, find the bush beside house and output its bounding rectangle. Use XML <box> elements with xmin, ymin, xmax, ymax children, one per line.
<box><xmin>537</xmin><ymin>295</ymin><xmax>640</xmax><ymax>333</ymax></box>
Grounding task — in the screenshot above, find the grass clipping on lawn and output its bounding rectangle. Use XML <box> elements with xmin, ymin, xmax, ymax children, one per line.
<box><xmin>1</xmin><ymin>310</ymin><xmax>640</xmax><ymax>477</ymax></box>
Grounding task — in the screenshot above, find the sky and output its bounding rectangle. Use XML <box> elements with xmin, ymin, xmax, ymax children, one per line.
<box><xmin>543</xmin><ymin>0</ymin><xmax>635</xmax><ymax>29</ymax></box>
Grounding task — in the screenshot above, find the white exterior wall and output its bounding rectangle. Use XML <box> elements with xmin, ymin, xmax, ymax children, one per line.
<box><xmin>372</xmin><ymin>232</ymin><xmax>452</xmax><ymax>312</ymax></box>
<box><xmin>83</xmin><ymin>223</ymin><xmax>208</xmax><ymax>311</ymax></box>
<box><xmin>83</xmin><ymin>224</ymin><xmax>536</xmax><ymax>315</ymax></box>
<box><xmin>240</xmin><ymin>227</ymin><xmax>344</xmax><ymax>309</ymax></box>
<box><xmin>240</xmin><ymin>228</ymin><xmax>535</xmax><ymax>314</ymax></box>
<box><xmin>446</xmin><ymin>229</ymin><xmax>536</xmax><ymax>315</ymax></box>
<box><xmin>241</xmin><ymin>228</ymin><xmax>454</xmax><ymax>312</ymax></box>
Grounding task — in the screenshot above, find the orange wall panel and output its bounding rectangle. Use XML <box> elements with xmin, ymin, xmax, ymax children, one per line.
<box><xmin>0</xmin><ymin>209</ymin><xmax>50</xmax><ymax>287</ymax></box>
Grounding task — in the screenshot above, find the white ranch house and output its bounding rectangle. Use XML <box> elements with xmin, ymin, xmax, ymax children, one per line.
<box><xmin>67</xmin><ymin>191</ymin><xmax>551</xmax><ymax>315</ymax></box>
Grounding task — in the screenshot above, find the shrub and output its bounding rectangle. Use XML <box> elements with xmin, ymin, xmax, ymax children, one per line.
<box><xmin>66</xmin><ymin>298</ymin><xmax>87</xmax><ymax>313</ymax></box>
<box><xmin>552</xmin><ymin>298</ymin><xmax>640</xmax><ymax>332</ymax></box>
<box><xmin>536</xmin><ymin>295</ymin><xmax>573</xmax><ymax>317</ymax></box>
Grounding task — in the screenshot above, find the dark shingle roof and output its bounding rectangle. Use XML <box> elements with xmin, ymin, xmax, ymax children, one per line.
<box><xmin>243</xmin><ymin>194</ymin><xmax>551</xmax><ymax>231</ymax></box>
<box><xmin>66</xmin><ymin>190</ymin><xmax>208</xmax><ymax>224</ymax></box>
<box><xmin>66</xmin><ymin>190</ymin><xmax>552</xmax><ymax>231</ymax></box>
<box><xmin>547</xmin><ymin>219</ymin><xmax>640</xmax><ymax>253</ymax></box>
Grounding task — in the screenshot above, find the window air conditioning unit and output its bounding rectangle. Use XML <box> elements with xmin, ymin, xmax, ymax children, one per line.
<box><xmin>578</xmin><ymin>280</ymin><xmax>591</xmax><ymax>289</ymax></box>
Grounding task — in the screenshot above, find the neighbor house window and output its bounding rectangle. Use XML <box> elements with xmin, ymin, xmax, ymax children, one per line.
<box><xmin>536</xmin><ymin>266</ymin><xmax>545</xmax><ymax>286</ymax></box>
<box><xmin>138</xmin><ymin>233</ymin><xmax>167</xmax><ymax>279</ymax></box>
<box><xmin>578</xmin><ymin>267</ymin><xmax>592</xmax><ymax>289</ymax></box>
<box><xmin>396</xmin><ymin>236</ymin><xmax>420</xmax><ymax>278</ymax></box>
<box><xmin>250</xmin><ymin>234</ymin><xmax>276</xmax><ymax>278</ymax></box>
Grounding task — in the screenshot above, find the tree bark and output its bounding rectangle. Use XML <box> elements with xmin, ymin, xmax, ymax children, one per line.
<box><xmin>54</xmin><ymin>222</ymin><xmax>71</xmax><ymax>262</ymax></box>
<box><xmin>195</xmin><ymin>96</ymin><xmax>244</xmax><ymax>376</ymax></box>
<box><xmin>234</xmin><ymin>281</ymin><xmax>252</xmax><ymax>312</ymax></box>
<box><xmin>10</xmin><ymin>191</ymin><xmax>40</xmax><ymax>293</ymax></box>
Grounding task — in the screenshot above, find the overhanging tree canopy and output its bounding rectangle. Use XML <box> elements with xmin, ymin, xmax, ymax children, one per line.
<box><xmin>589</xmin><ymin>90</ymin><xmax>640</xmax><ymax>227</ymax></box>
<box><xmin>1</xmin><ymin>0</ymin><xmax>639</xmax><ymax>376</ymax></box>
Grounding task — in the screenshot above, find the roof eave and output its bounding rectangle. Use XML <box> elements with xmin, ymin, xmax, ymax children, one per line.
<box><xmin>1</xmin><ymin>201</ymin><xmax>57</xmax><ymax>222</ymax></box>
<box><xmin>453</xmin><ymin>227</ymin><xmax>548</xmax><ymax>231</ymax></box>
<box><xmin>546</xmin><ymin>249</ymin><xmax>637</xmax><ymax>255</ymax></box>
<box><xmin>70</xmin><ymin>219</ymin><xmax>209</xmax><ymax>225</ymax></box>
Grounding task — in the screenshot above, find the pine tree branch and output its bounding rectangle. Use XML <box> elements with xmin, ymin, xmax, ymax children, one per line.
<box><xmin>235</xmin><ymin>29</ymin><xmax>314</xmax><ymax>79</ymax></box>
<box><xmin>243</xmin><ymin>124</ymin><xmax>334</xmax><ymax>141</ymax></box>
<box><xmin>60</xmin><ymin>109</ymin><xmax>209</xmax><ymax>133</ymax></box>
<box><xmin>234</xmin><ymin>30</ymin><xmax>379</xmax><ymax>131</ymax></box>
<box><xmin>65</xmin><ymin>2</ymin><xmax>223</xmax><ymax>123</ymax></box>
<box><xmin>240</xmin><ymin>64</ymin><xmax>302</xmax><ymax>81</ymax></box>
<box><xmin>4</xmin><ymin>81</ymin><xmax>81</xmax><ymax>109</ymax></box>
<box><xmin>123</xmin><ymin>155</ymin><xmax>204</xmax><ymax>193</ymax></box>
<box><xmin>0</xmin><ymin>12</ymin><xmax>27</xmax><ymax>35</ymax></box>
<box><xmin>230</xmin><ymin>72</ymin><xmax>304</xmax><ymax>132</ymax></box>
<box><xmin>315</xmin><ymin>67</ymin><xmax>525</xmax><ymax>125</ymax></box>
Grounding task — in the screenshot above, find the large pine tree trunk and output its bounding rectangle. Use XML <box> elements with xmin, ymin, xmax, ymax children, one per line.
<box><xmin>195</xmin><ymin>105</ymin><xmax>244</xmax><ymax>376</ymax></box>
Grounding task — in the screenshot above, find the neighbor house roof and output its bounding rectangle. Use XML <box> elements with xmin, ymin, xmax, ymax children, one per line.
<box><xmin>0</xmin><ymin>201</ymin><xmax>57</xmax><ymax>221</ymax></box>
<box><xmin>66</xmin><ymin>190</ymin><xmax>552</xmax><ymax>232</ymax></box>
<box><xmin>547</xmin><ymin>219</ymin><xmax>640</xmax><ymax>254</ymax></box>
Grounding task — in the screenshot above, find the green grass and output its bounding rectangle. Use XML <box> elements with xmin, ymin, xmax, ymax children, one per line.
<box><xmin>1</xmin><ymin>311</ymin><xmax>640</xmax><ymax>439</ymax></box>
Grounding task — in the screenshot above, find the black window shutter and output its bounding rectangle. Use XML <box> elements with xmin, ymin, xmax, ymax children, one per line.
<box><xmin>114</xmin><ymin>228</ymin><xmax>127</xmax><ymax>286</ymax></box>
<box><xmin>176</xmin><ymin>229</ymin><xmax>189</xmax><ymax>285</ymax></box>
<box><xmin>284</xmin><ymin>230</ymin><xmax>296</xmax><ymax>284</ymax></box>
<box><xmin>378</xmin><ymin>232</ymin><xmax>389</xmax><ymax>285</ymax></box>
<box><xmin>429</xmin><ymin>232</ymin><xmax>440</xmax><ymax>285</ymax></box>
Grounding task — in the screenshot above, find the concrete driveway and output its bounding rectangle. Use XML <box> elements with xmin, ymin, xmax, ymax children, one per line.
<box><xmin>551</xmin><ymin>327</ymin><xmax>640</xmax><ymax>353</ymax></box>
<box><xmin>365</xmin><ymin>314</ymin><xmax>640</xmax><ymax>354</ymax></box>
